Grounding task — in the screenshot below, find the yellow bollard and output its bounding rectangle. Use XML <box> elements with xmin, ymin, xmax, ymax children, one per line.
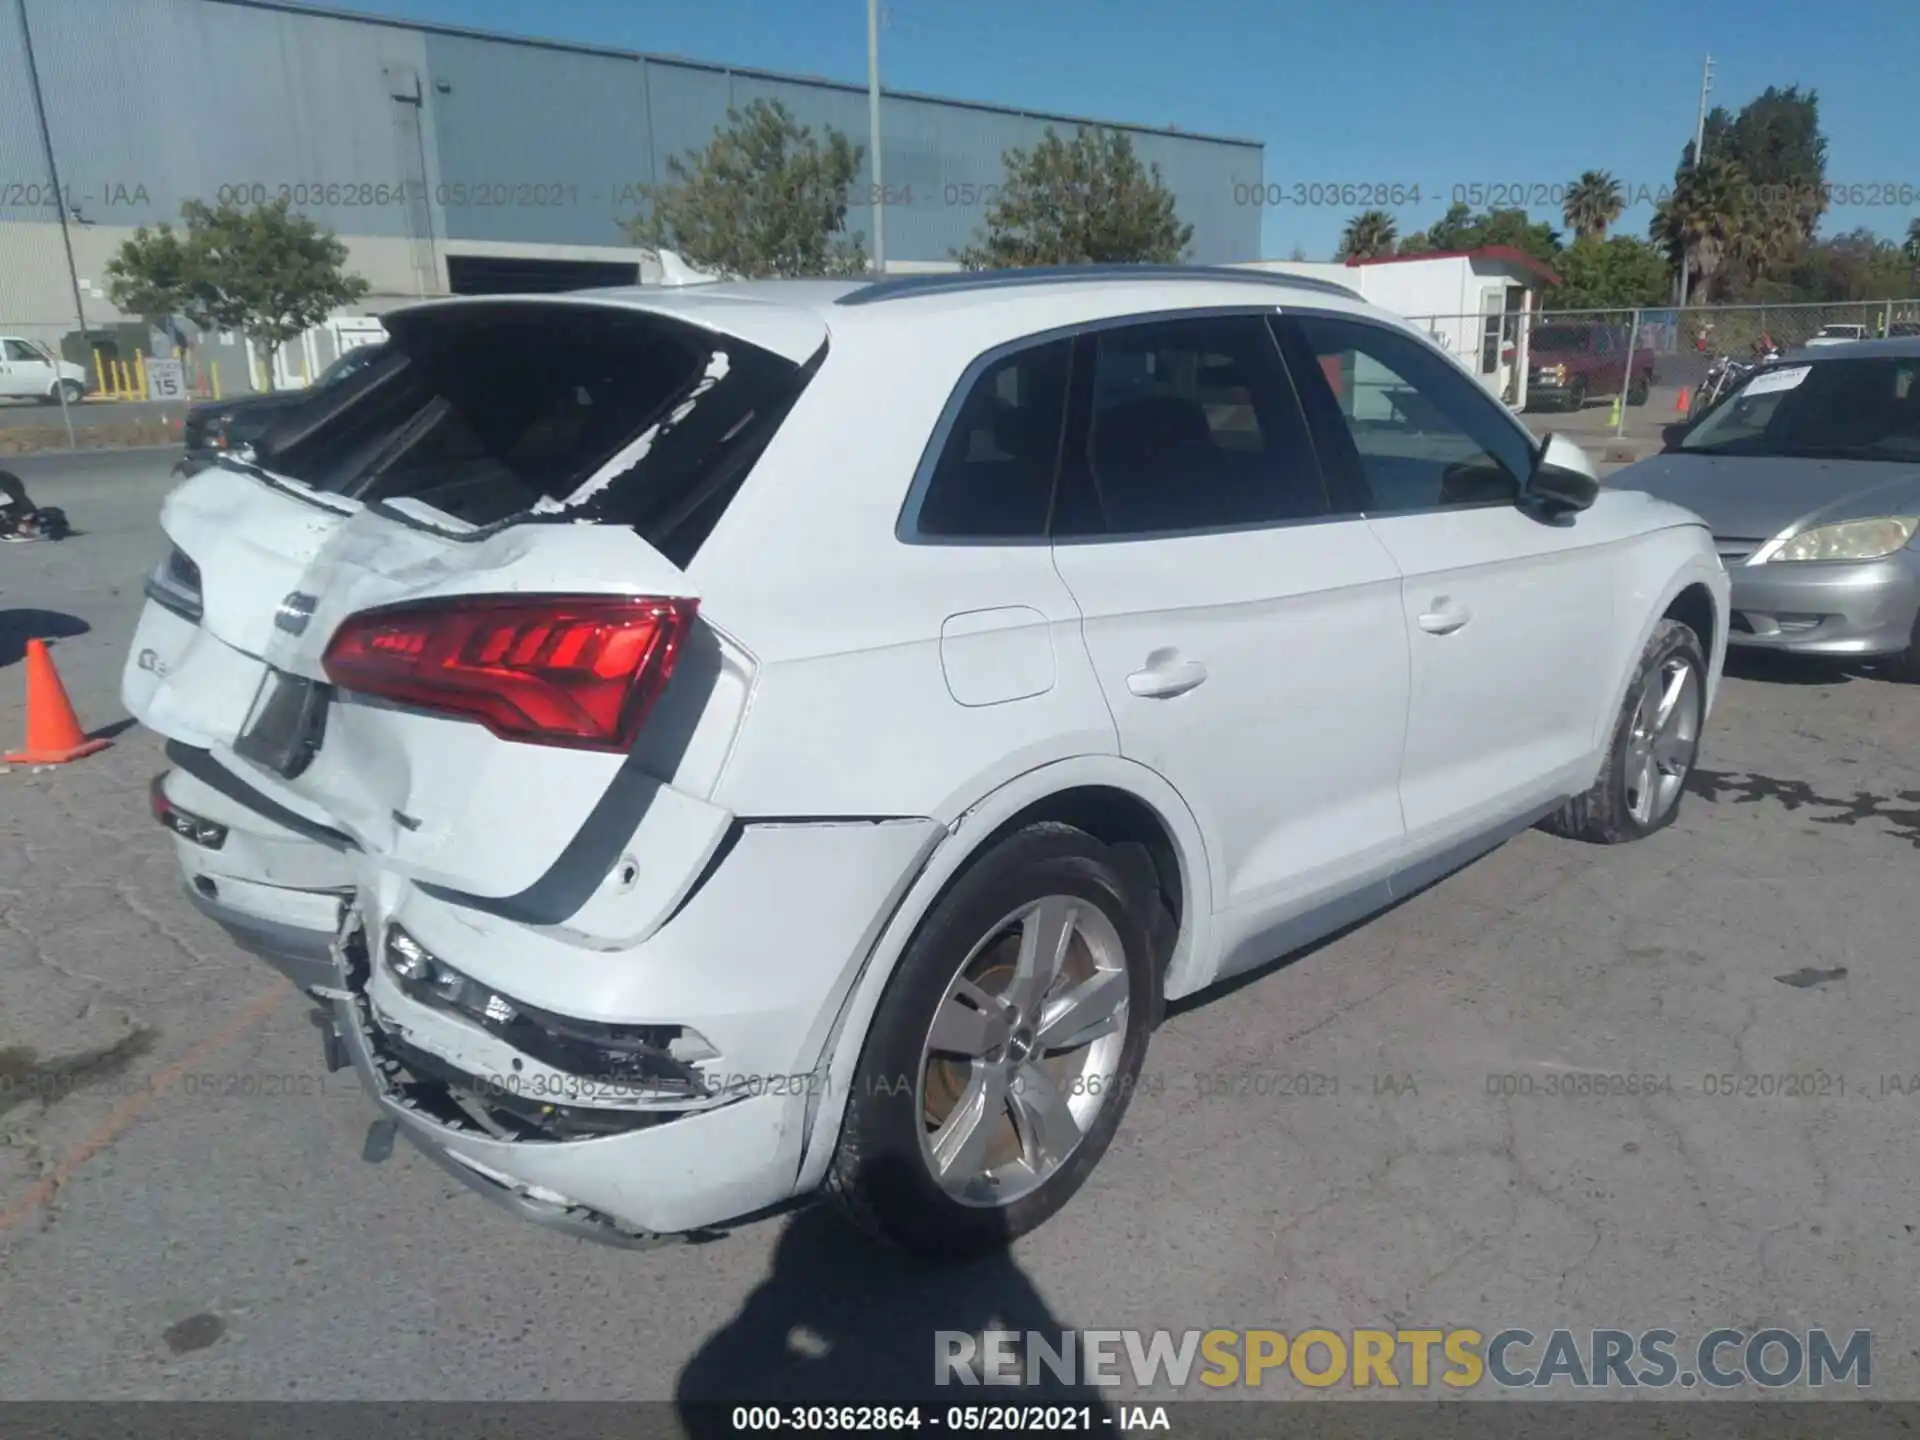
<box><xmin>211</xmin><ymin>360</ymin><xmax>222</xmax><ymax>401</ymax></box>
<box><xmin>92</xmin><ymin>348</ymin><xmax>108</xmax><ymax>397</ymax></box>
<box><xmin>116</xmin><ymin>359</ymin><xmax>129</xmax><ymax>397</ymax></box>
<box><xmin>137</xmin><ymin>351</ymin><xmax>149</xmax><ymax>400</ymax></box>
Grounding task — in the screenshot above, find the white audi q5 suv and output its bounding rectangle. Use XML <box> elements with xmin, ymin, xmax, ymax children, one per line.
<box><xmin>126</xmin><ymin>265</ymin><xmax>1728</xmax><ymax>1259</ymax></box>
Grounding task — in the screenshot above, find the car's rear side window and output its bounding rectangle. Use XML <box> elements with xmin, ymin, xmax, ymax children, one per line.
<box><xmin>256</xmin><ymin>303</ymin><xmax>812</xmax><ymax>556</ymax></box>
<box><xmin>914</xmin><ymin>339</ymin><xmax>1072</xmax><ymax>540</ymax></box>
<box><xmin>1058</xmin><ymin>314</ymin><xmax>1330</xmax><ymax>538</ymax></box>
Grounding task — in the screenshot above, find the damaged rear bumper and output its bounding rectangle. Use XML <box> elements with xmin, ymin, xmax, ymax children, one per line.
<box><xmin>326</xmin><ymin>966</ymin><xmax>802</xmax><ymax>1246</ymax></box>
<box><xmin>151</xmin><ymin>743</ymin><xmax>944</xmax><ymax>1242</ymax></box>
<box><xmin>307</xmin><ymin>814</ymin><xmax>941</xmax><ymax>1244</ymax></box>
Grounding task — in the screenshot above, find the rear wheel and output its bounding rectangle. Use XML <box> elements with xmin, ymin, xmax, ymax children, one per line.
<box><xmin>827</xmin><ymin>823</ymin><xmax>1157</xmax><ymax>1260</ymax></box>
<box><xmin>44</xmin><ymin>379</ymin><xmax>83</xmax><ymax>405</ymax></box>
<box><xmin>1543</xmin><ymin>618</ymin><xmax>1706</xmax><ymax>844</ymax></box>
<box><xmin>1627</xmin><ymin>374</ymin><xmax>1651</xmax><ymax>405</ymax></box>
<box><xmin>1567</xmin><ymin>375</ymin><xmax>1590</xmax><ymax>411</ymax></box>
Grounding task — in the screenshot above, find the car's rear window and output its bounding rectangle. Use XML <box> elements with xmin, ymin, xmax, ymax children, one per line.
<box><xmin>256</xmin><ymin>302</ymin><xmax>815</xmax><ymax>561</ymax></box>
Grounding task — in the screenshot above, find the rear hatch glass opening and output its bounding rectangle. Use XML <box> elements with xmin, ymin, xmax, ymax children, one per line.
<box><xmin>252</xmin><ymin>301</ymin><xmax>819</xmax><ymax>563</ymax></box>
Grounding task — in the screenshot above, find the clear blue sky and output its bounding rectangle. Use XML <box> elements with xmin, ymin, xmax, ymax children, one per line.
<box><xmin>337</xmin><ymin>0</ymin><xmax>1920</xmax><ymax>259</ymax></box>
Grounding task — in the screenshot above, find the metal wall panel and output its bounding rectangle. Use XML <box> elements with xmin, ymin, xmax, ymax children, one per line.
<box><xmin>3</xmin><ymin>0</ymin><xmax>1263</xmax><ymax>271</ymax></box>
<box><xmin>422</xmin><ymin>31</ymin><xmax>652</xmax><ymax>246</ymax></box>
<box><xmin>14</xmin><ymin>0</ymin><xmax>430</xmax><ymax>238</ymax></box>
<box><xmin>641</xmin><ymin>61</ymin><xmax>736</xmax><ymax>190</ymax></box>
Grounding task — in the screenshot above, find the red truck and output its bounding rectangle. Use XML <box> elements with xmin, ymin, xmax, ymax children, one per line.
<box><xmin>1524</xmin><ymin>322</ymin><xmax>1656</xmax><ymax>412</ymax></box>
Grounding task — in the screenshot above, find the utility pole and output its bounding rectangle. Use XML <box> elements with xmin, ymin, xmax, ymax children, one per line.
<box><xmin>1677</xmin><ymin>53</ymin><xmax>1713</xmax><ymax>313</ymax></box>
<box><xmin>867</xmin><ymin>0</ymin><xmax>886</xmax><ymax>275</ymax></box>
<box><xmin>15</xmin><ymin>0</ymin><xmax>85</xmax><ymax>449</ymax></box>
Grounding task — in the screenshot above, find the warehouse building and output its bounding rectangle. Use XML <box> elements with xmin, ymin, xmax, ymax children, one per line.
<box><xmin>0</xmin><ymin>0</ymin><xmax>1263</xmax><ymax>393</ymax></box>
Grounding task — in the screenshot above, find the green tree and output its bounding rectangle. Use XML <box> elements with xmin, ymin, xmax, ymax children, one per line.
<box><xmin>1787</xmin><ymin>229</ymin><xmax>1913</xmax><ymax>302</ymax></box>
<box><xmin>1662</xmin><ymin>85</ymin><xmax>1829</xmax><ymax>300</ymax></box>
<box><xmin>1651</xmin><ymin>153</ymin><xmax>1746</xmax><ymax>302</ymax></box>
<box><xmin>955</xmin><ymin>127</ymin><xmax>1192</xmax><ymax>268</ymax></box>
<box><xmin>1400</xmin><ymin>202</ymin><xmax>1562</xmax><ymax>267</ymax></box>
<box><xmin>1903</xmin><ymin>217</ymin><xmax>1920</xmax><ymax>268</ymax></box>
<box><xmin>1545</xmin><ymin>235</ymin><xmax>1670</xmax><ymax>310</ymax></box>
<box><xmin>1425</xmin><ymin>202</ymin><xmax>1476</xmax><ymax>251</ymax></box>
<box><xmin>102</xmin><ymin>223</ymin><xmax>192</xmax><ymax>326</ymax></box>
<box><xmin>106</xmin><ymin>197</ymin><xmax>369</xmax><ymax>391</ymax></box>
<box><xmin>1563</xmin><ymin>170</ymin><xmax>1625</xmax><ymax>240</ymax></box>
<box><xmin>1721</xmin><ymin>85</ymin><xmax>1828</xmax><ymax>245</ymax></box>
<box><xmin>1336</xmin><ymin>209</ymin><xmax>1398</xmax><ymax>260</ymax></box>
<box><xmin>1470</xmin><ymin>207</ymin><xmax>1564</xmax><ymax>267</ymax></box>
<box><xmin>627</xmin><ymin>98</ymin><xmax>868</xmax><ymax>278</ymax></box>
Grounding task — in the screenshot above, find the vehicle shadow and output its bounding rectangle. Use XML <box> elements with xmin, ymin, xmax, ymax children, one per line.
<box><xmin>675</xmin><ymin>1185</ymin><xmax>1112</xmax><ymax>1434</ymax></box>
<box><xmin>0</xmin><ymin>610</ymin><xmax>89</xmax><ymax>667</ymax></box>
<box><xmin>1722</xmin><ymin>649</ymin><xmax>1858</xmax><ymax>686</ymax></box>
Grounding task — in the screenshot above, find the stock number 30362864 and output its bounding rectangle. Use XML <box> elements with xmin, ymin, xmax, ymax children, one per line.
<box><xmin>727</xmin><ymin>1405</ymin><xmax>1112</xmax><ymax>1432</ymax></box>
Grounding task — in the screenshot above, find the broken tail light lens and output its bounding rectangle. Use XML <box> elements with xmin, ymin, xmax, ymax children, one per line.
<box><xmin>322</xmin><ymin>594</ymin><xmax>698</xmax><ymax>751</ymax></box>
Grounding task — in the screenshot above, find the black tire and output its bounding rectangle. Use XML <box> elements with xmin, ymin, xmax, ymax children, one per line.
<box><xmin>1543</xmin><ymin>618</ymin><xmax>1707</xmax><ymax>845</ymax></box>
<box><xmin>41</xmin><ymin>379</ymin><xmax>82</xmax><ymax>406</ymax></box>
<box><xmin>826</xmin><ymin>822</ymin><xmax>1158</xmax><ymax>1261</ymax></box>
<box><xmin>1567</xmin><ymin>375</ymin><xmax>1589</xmax><ymax>412</ymax></box>
<box><xmin>1627</xmin><ymin>374</ymin><xmax>1651</xmax><ymax>405</ymax></box>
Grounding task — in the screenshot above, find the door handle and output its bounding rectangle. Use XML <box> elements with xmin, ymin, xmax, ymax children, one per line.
<box><xmin>1417</xmin><ymin>602</ymin><xmax>1473</xmax><ymax>636</ymax></box>
<box><xmin>1127</xmin><ymin>656</ymin><xmax>1208</xmax><ymax>698</ymax></box>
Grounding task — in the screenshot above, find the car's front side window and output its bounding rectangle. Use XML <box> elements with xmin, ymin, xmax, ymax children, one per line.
<box><xmin>1279</xmin><ymin>313</ymin><xmax>1533</xmax><ymax>513</ymax></box>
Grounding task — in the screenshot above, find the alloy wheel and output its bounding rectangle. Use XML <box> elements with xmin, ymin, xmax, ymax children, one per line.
<box><xmin>1625</xmin><ymin>656</ymin><xmax>1700</xmax><ymax>825</ymax></box>
<box><xmin>916</xmin><ymin>895</ymin><xmax>1131</xmax><ymax>1207</ymax></box>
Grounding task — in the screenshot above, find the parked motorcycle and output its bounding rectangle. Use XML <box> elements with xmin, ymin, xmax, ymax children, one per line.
<box><xmin>1688</xmin><ymin>342</ymin><xmax>1784</xmax><ymax>423</ymax></box>
<box><xmin>1689</xmin><ymin>356</ymin><xmax>1751</xmax><ymax>421</ymax></box>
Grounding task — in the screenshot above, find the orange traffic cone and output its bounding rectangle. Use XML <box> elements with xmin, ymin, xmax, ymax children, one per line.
<box><xmin>1675</xmin><ymin>385</ymin><xmax>1691</xmax><ymax>414</ymax></box>
<box><xmin>6</xmin><ymin>639</ymin><xmax>111</xmax><ymax>764</ymax></box>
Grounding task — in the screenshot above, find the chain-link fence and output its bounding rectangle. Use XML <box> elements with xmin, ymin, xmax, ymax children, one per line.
<box><xmin>0</xmin><ymin>292</ymin><xmax>444</xmax><ymax>453</ymax></box>
<box><xmin>1402</xmin><ymin>298</ymin><xmax>1920</xmax><ymax>452</ymax></box>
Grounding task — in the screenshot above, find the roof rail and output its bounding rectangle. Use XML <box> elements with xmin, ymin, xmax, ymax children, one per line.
<box><xmin>834</xmin><ymin>264</ymin><xmax>1363</xmax><ymax>307</ymax></box>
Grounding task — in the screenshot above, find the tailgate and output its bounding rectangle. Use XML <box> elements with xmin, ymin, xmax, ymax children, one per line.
<box><xmin>125</xmin><ymin>467</ymin><xmax>737</xmax><ymax>924</ymax></box>
<box><xmin>123</xmin><ymin>297</ymin><xmax>812</xmax><ymax>935</ymax></box>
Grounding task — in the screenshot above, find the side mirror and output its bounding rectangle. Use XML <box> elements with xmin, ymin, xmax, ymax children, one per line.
<box><xmin>1527</xmin><ymin>432</ymin><xmax>1599</xmax><ymax>514</ymax></box>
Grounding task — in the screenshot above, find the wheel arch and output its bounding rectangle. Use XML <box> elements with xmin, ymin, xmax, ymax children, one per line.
<box><xmin>1599</xmin><ymin>544</ymin><xmax>1727</xmax><ymax>752</ymax></box>
<box><xmin>790</xmin><ymin>753</ymin><xmax>1215</xmax><ymax>1196</ymax></box>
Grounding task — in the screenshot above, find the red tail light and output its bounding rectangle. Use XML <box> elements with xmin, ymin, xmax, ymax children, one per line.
<box><xmin>322</xmin><ymin>594</ymin><xmax>698</xmax><ymax>751</ymax></box>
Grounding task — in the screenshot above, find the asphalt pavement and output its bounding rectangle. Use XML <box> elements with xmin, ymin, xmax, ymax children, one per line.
<box><xmin>1</xmin><ymin>451</ymin><xmax>1917</xmax><ymax>1406</ymax></box>
<box><xmin>0</xmin><ymin>399</ymin><xmax>189</xmax><ymax>435</ymax></box>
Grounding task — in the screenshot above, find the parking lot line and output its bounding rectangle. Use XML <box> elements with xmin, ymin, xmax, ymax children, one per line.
<box><xmin>0</xmin><ymin>981</ymin><xmax>292</xmax><ymax>1241</ymax></box>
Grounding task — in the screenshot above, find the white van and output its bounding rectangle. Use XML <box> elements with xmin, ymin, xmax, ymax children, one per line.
<box><xmin>0</xmin><ymin>336</ymin><xmax>90</xmax><ymax>403</ymax></box>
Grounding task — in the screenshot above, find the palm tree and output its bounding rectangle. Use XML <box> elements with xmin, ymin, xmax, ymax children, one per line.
<box><xmin>1728</xmin><ymin>188</ymin><xmax>1804</xmax><ymax>294</ymax></box>
<box><xmin>1651</xmin><ymin>155</ymin><xmax>1745</xmax><ymax>302</ymax></box>
<box><xmin>1337</xmin><ymin>210</ymin><xmax>1397</xmax><ymax>260</ymax></box>
<box><xmin>1563</xmin><ymin>170</ymin><xmax>1625</xmax><ymax>240</ymax></box>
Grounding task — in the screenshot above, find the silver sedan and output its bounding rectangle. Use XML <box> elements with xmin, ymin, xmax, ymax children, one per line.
<box><xmin>1610</xmin><ymin>337</ymin><xmax>1920</xmax><ymax>677</ymax></box>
